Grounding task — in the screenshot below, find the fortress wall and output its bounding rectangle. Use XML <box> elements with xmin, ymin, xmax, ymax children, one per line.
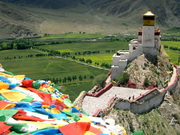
<box><xmin>115</xmin><ymin>99</ymin><xmax>130</xmax><ymax>110</ymax></box>
<box><xmin>130</xmin><ymin>91</ymin><xmax>166</xmax><ymax>113</ymax></box>
<box><xmin>85</xmin><ymin>67</ymin><xmax>178</xmax><ymax>116</ymax></box>
<box><xmin>86</xmin><ymin>83</ymin><xmax>113</xmax><ymax>97</ymax></box>
<box><xmin>161</xmin><ymin>65</ymin><xmax>179</xmax><ymax>94</ymax></box>
<box><xmin>178</xmin><ymin>66</ymin><xmax>180</xmax><ymax>75</ymax></box>
<box><xmin>114</xmin><ymin>66</ymin><xmax>178</xmax><ymax>114</ymax></box>
<box><xmin>134</xmin><ymin>88</ymin><xmax>159</xmax><ymax>102</ymax></box>
<box><xmin>95</xmin><ymin>83</ymin><xmax>113</xmax><ymax>97</ymax></box>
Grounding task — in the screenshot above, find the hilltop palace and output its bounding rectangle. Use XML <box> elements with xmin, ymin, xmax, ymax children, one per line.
<box><xmin>111</xmin><ymin>11</ymin><xmax>161</xmax><ymax>79</ymax></box>
<box><xmin>81</xmin><ymin>11</ymin><xmax>178</xmax><ymax>116</ymax></box>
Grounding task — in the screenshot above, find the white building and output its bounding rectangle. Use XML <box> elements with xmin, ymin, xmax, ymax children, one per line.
<box><xmin>111</xmin><ymin>11</ymin><xmax>161</xmax><ymax>79</ymax></box>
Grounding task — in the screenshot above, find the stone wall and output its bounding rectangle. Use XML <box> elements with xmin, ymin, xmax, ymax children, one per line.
<box><xmin>114</xmin><ymin>66</ymin><xmax>179</xmax><ymax>114</ymax></box>
<box><xmin>86</xmin><ymin>83</ymin><xmax>113</xmax><ymax>97</ymax></box>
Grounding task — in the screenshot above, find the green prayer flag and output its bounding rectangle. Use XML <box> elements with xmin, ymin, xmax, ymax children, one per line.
<box><xmin>61</xmin><ymin>111</ymin><xmax>80</xmax><ymax>121</ymax></box>
<box><xmin>21</xmin><ymin>95</ymin><xmax>34</xmax><ymax>102</ymax></box>
<box><xmin>0</xmin><ymin>95</ymin><xmax>6</xmax><ymax>101</ymax></box>
<box><xmin>32</xmin><ymin>82</ymin><xmax>41</xmax><ymax>89</ymax></box>
<box><xmin>6</xmin><ymin>123</ymin><xmax>28</xmax><ymax>133</ymax></box>
<box><xmin>3</xmin><ymin>71</ymin><xmax>15</xmax><ymax>76</ymax></box>
<box><xmin>0</xmin><ymin>110</ymin><xmax>18</xmax><ymax>122</ymax></box>
<box><xmin>64</xmin><ymin>98</ymin><xmax>73</xmax><ymax>107</ymax></box>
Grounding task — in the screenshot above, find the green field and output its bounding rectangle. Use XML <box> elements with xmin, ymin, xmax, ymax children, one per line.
<box><xmin>164</xmin><ymin>50</ymin><xmax>179</xmax><ymax>65</ymax></box>
<box><xmin>0</xmin><ymin>49</ymin><xmax>40</xmax><ymax>59</ymax></box>
<box><xmin>40</xmin><ymin>41</ymin><xmax>128</xmax><ymax>53</ymax></box>
<box><xmin>0</xmin><ymin>49</ymin><xmax>108</xmax><ymax>101</ymax></box>
<box><xmin>61</xmin><ymin>81</ymin><xmax>94</xmax><ymax>100</ymax></box>
<box><xmin>41</xmin><ymin>33</ymin><xmax>106</xmax><ymax>40</ymax></box>
<box><xmin>76</xmin><ymin>54</ymin><xmax>113</xmax><ymax>65</ymax></box>
<box><xmin>162</xmin><ymin>41</ymin><xmax>180</xmax><ymax>48</ymax></box>
<box><xmin>39</xmin><ymin>41</ymin><xmax>128</xmax><ymax>65</ymax></box>
<box><xmin>162</xmin><ymin>41</ymin><xmax>180</xmax><ymax>65</ymax></box>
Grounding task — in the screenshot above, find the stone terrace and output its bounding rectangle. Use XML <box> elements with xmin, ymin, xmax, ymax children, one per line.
<box><xmin>82</xmin><ymin>87</ymin><xmax>149</xmax><ymax>115</ymax></box>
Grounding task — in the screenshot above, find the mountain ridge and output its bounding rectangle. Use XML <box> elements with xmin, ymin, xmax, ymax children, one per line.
<box><xmin>0</xmin><ymin>0</ymin><xmax>179</xmax><ymax>38</ymax></box>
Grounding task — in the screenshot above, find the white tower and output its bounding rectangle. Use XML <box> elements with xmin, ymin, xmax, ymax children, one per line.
<box><xmin>142</xmin><ymin>11</ymin><xmax>160</xmax><ymax>56</ymax></box>
<box><xmin>111</xmin><ymin>11</ymin><xmax>161</xmax><ymax>80</ymax></box>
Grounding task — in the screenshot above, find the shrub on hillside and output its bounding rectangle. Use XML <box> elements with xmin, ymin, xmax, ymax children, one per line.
<box><xmin>144</xmin><ymin>77</ymin><xmax>149</xmax><ymax>87</ymax></box>
<box><xmin>93</xmin><ymin>74</ymin><xmax>107</xmax><ymax>88</ymax></box>
<box><xmin>116</xmin><ymin>72</ymin><xmax>129</xmax><ymax>85</ymax></box>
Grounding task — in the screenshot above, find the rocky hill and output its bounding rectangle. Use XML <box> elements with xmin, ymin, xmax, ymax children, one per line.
<box><xmin>0</xmin><ymin>0</ymin><xmax>78</xmax><ymax>9</ymax></box>
<box><xmin>0</xmin><ymin>1</ymin><xmax>42</xmax><ymax>38</ymax></box>
<box><xmin>2</xmin><ymin>0</ymin><xmax>179</xmax><ymax>27</ymax></box>
<box><xmin>84</xmin><ymin>0</ymin><xmax>180</xmax><ymax>27</ymax></box>
<box><xmin>120</xmin><ymin>46</ymin><xmax>173</xmax><ymax>90</ymax></box>
<box><xmin>0</xmin><ymin>0</ymin><xmax>179</xmax><ymax>38</ymax></box>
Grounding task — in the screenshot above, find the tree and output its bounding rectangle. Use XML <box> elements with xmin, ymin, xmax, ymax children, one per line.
<box><xmin>79</xmin><ymin>58</ymin><xmax>85</xmax><ymax>62</ymax></box>
<box><xmin>16</xmin><ymin>39</ymin><xmax>33</xmax><ymax>50</ymax></box>
<box><xmin>67</xmin><ymin>76</ymin><xmax>72</xmax><ymax>82</ymax></box>
<box><xmin>86</xmin><ymin>59</ymin><xmax>92</xmax><ymax>64</ymax></box>
<box><xmin>78</xmin><ymin>75</ymin><xmax>83</xmax><ymax>81</ymax></box>
<box><xmin>59</xmin><ymin>78</ymin><xmax>62</xmax><ymax>83</ymax></box>
<box><xmin>63</xmin><ymin>77</ymin><xmax>67</xmax><ymax>83</ymax></box>
<box><xmin>93</xmin><ymin>74</ymin><xmax>107</xmax><ymax>88</ymax></box>
<box><xmin>144</xmin><ymin>77</ymin><xmax>149</xmax><ymax>87</ymax></box>
<box><xmin>90</xmin><ymin>75</ymin><xmax>94</xmax><ymax>79</ymax></box>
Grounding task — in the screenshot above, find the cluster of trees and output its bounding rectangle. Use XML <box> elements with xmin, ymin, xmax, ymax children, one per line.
<box><xmin>71</xmin><ymin>56</ymin><xmax>93</xmax><ymax>64</ymax></box>
<box><xmin>70</xmin><ymin>55</ymin><xmax>111</xmax><ymax>69</ymax></box>
<box><xmin>0</xmin><ymin>42</ymin><xmax>14</xmax><ymax>50</ymax></box>
<box><xmin>0</xmin><ymin>39</ymin><xmax>46</xmax><ymax>50</ymax></box>
<box><xmin>110</xmin><ymin>37</ymin><xmax>133</xmax><ymax>42</ymax></box>
<box><xmin>33</xmin><ymin>47</ymin><xmax>62</xmax><ymax>56</ymax></box>
<box><xmin>74</xmin><ymin>50</ymin><xmax>116</xmax><ymax>56</ymax></box>
<box><xmin>74</xmin><ymin>50</ymin><xmax>100</xmax><ymax>55</ymax></box>
<box><xmin>3</xmin><ymin>54</ymin><xmax>47</xmax><ymax>60</ymax></box>
<box><xmin>100</xmin><ymin>63</ymin><xmax>112</xmax><ymax>68</ymax></box>
<box><xmin>105</xmin><ymin>50</ymin><xmax>116</xmax><ymax>53</ymax></box>
<box><xmin>169</xmin><ymin>46</ymin><xmax>180</xmax><ymax>51</ymax></box>
<box><xmin>15</xmin><ymin>39</ymin><xmax>34</xmax><ymax>49</ymax></box>
<box><xmin>50</xmin><ymin>40</ymin><xmax>75</xmax><ymax>45</ymax></box>
<box><xmin>161</xmin><ymin>37</ymin><xmax>180</xmax><ymax>41</ymax></box>
<box><xmin>164</xmin><ymin>45</ymin><xmax>180</xmax><ymax>51</ymax></box>
<box><xmin>4</xmin><ymin>55</ymin><xmax>35</xmax><ymax>60</ymax></box>
<box><xmin>43</xmin><ymin>75</ymin><xmax>94</xmax><ymax>84</ymax></box>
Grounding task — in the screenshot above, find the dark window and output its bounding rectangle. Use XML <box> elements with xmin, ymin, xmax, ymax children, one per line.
<box><xmin>143</xmin><ymin>16</ymin><xmax>155</xmax><ymax>20</ymax></box>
